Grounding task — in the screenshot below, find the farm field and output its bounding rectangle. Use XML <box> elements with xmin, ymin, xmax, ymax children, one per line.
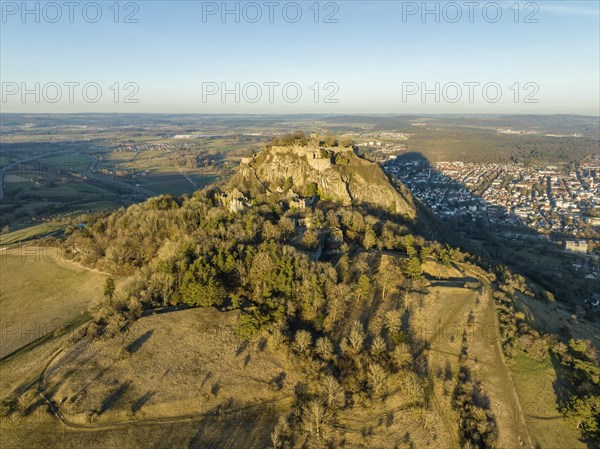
<box><xmin>0</xmin><ymin>129</ymin><xmax>255</xmax><ymax>229</ymax></box>
<box><xmin>0</xmin><ymin>223</ymin><xmax>64</xmax><ymax>246</ymax></box>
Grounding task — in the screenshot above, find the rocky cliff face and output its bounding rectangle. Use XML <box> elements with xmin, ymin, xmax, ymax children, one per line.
<box><xmin>228</xmin><ymin>145</ymin><xmax>416</xmax><ymax>219</ymax></box>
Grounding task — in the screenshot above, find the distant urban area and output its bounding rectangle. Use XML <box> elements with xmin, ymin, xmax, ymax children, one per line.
<box><xmin>385</xmin><ymin>157</ymin><xmax>600</xmax><ymax>244</ymax></box>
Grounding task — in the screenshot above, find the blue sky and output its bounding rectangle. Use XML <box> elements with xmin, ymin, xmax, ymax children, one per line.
<box><xmin>1</xmin><ymin>0</ymin><xmax>599</xmax><ymax>114</ymax></box>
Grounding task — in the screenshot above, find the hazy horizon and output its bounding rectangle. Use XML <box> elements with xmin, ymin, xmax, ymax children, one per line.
<box><xmin>2</xmin><ymin>1</ymin><xmax>599</xmax><ymax>115</ymax></box>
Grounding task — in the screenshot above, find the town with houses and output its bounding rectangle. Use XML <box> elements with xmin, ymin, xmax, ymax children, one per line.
<box><xmin>385</xmin><ymin>154</ymin><xmax>600</xmax><ymax>309</ymax></box>
<box><xmin>384</xmin><ymin>156</ymin><xmax>600</xmax><ymax>251</ymax></box>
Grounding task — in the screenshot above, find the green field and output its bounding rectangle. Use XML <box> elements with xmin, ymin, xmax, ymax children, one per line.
<box><xmin>0</xmin><ymin>223</ymin><xmax>64</xmax><ymax>246</ymax></box>
<box><xmin>511</xmin><ymin>350</ymin><xmax>586</xmax><ymax>449</ymax></box>
<box><xmin>37</xmin><ymin>154</ymin><xmax>93</xmax><ymax>166</ymax></box>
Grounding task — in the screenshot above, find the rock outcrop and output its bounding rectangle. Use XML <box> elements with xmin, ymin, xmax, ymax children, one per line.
<box><xmin>228</xmin><ymin>144</ymin><xmax>416</xmax><ymax>219</ymax></box>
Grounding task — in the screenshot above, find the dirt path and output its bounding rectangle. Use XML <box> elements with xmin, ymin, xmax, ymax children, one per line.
<box><xmin>425</xmin><ymin>287</ymin><xmax>475</xmax><ymax>449</ymax></box>
<box><xmin>461</xmin><ymin>267</ymin><xmax>535</xmax><ymax>449</ymax></box>
<box><xmin>423</xmin><ymin>263</ymin><xmax>535</xmax><ymax>449</ymax></box>
<box><xmin>483</xmin><ymin>282</ymin><xmax>534</xmax><ymax>448</ymax></box>
<box><xmin>35</xmin><ymin>341</ymin><xmax>289</xmax><ymax>432</ymax></box>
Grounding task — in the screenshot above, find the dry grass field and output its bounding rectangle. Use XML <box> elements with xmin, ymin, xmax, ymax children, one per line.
<box><xmin>0</xmin><ymin>246</ymin><xmax>108</xmax><ymax>358</ymax></box>
<box><xmin>41</xmin><ymin>307</ymin><xmax>298</xmax><ymax>426</ymax></box>
<box><xmin>467</xmin><ymin>283</ymin><xmax>531</xmax><ymax>448</ymax></box>
<box><xmin>516</xmin><ymin>292</ymin><xmax>600</xmax><ymax>351</ymax></box>
<box><xmin>1</xmin><ymin>307</ymin><xmax>298</xmax><ymax>449</ymax></box>
<box><xmin>334</xmin><ymin>284</ymin><xmax>478</xmax><ymax>449</ymax></box>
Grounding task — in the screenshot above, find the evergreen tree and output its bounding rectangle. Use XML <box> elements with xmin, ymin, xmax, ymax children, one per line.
<box><xmin>104</xmin><ymin>277</ymin><xmax>116</xmax><ymax>302</ymax></box>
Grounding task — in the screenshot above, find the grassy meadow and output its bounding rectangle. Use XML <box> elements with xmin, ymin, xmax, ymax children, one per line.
<box><xmin>0</xmin><ymin>246</ymin><xmax>108</xmax><ymax>357</ymax></box>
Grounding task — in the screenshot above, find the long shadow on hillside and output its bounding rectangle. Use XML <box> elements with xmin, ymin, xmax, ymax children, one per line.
<box><xmin>99</xmin><ymin>381</ymin><xmax>131</xmax><ymax>414</ymax></box>
<box><xmin>132</xmin><ymin>391</ymin><xmax>155</xmax><ymax>413</ymax></box>
<box><xmin>186</xmin><ymin>398</ymin><xmax>276</xmax><ymax>449</ymax></box>
<box><xmin>388</xmin><ymin>152</ymin><xmax>599</xmax><ymax>448</ymax></box>
<box><xmin>549</xmin><ymin>350</ymin><xmax>571</xmax><ymax>410</ymax></box>
<box><xmin>126</xmin><ymin>330</ymin><xmax>154</xmax><ymax>353</ymax></box>
<box><xmin>548</xmin><ymin>350</ymin><xmax>597</xmax><ymax>449</ymax></box>
<box><xmin>385</xmin><ymin>152</ymin><xmax>599</xmax><ymax>316</ymax></box>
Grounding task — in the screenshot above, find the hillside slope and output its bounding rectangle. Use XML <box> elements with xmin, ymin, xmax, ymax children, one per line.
<box><xmin>227</xmin><ymin>144</ymin><xmax>416</xmax><ymax>219</ymax></box>
<box><xmin>1</xmin><ymin>137</ymin><xmax>598</xmax><ymax>449</ymax></box>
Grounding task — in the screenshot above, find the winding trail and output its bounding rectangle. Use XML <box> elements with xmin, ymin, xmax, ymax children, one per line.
<box><xmin>34</xmin><ymin>331</ymin><xmax>289</xmax><ymax>432</ymax></box>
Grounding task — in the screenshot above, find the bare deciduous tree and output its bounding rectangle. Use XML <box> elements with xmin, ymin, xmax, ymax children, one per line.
<box><xmin>384</xmin><ymin>310</ymin><xmax>401</xmax><ymax>334</ymax></box>
<box><xmin>321</xmin><ymin>375</ymin><xmax>344</xmax><ymax>409</ymax></box>
<box><xmin>368</xmin><ymin>363</ymin><xmax>388</xmax><ymax>399</ymax></box>
<box><xmin>402</xmin><ymin>371</ymin><xmax>423</xmax><ymax>404</ymax></box>
<box><xmin>315</xmin><ymin>336</ymin><xmax>334</xmax><ymax>362</ymax></box>
<box><xmin>378</xmin><ymin>264</ymin><xmax>402</xmax><ymax>302</ymax></box>
<box><xmin>348</xmin><ymin>321</ymin><xmax>365</xmax><ymax>355</ymax></box>
<box><xmin>270</xmin><ymin>415</ymin><xmax>289</xmax><ymax>448</ymax></box>
<box><xmin>301</xmin><ymin>400</ymin><xmax>328</xmax><ymax>437</ymax></box>
<box><xmin>295</xmin><ymin>329</ymin><xmax>312</xmax><ymax>355</ymax></box>
<box><xmin>370</xmin><ymin>335</ymin><xmax>387</xmax><ymax>361</ymax></box>
<box><xmin>392</xmin><ymin>343</ymin><xmax>412</xmax><ymax>370</ymax></box>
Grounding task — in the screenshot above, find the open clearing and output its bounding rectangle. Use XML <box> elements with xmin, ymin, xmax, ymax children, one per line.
<box><xmin>510</xmin><ymin>350</ymin><xmax>586</xmax><ymax>449</ymax></box>
<box><xmin>0</xmin><ymin>246</ymin><xmax>107</xmax><ymax>357</ymax></box>
<box><xmin>0</xmin><ymin>224</ymin><xmax>64</xmax><ymax>246</ymax></box>
<box><xmin>1</xmin><ymin>307</ymin><xmax>296</xmax><ymax>449</ymax></box>
<box><xmin>40</xmin><ymin>307</ymin><xmax>298</xmax><ymax>426</ymax></box>
<box><xmin>516</xmin><ymin>292</ymin><xmax>600</xmax><ymax>351</ymax></box>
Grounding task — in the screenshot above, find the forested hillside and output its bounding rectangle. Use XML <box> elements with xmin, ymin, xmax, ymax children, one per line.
<box><xmin>58</xmin><ymin>179</ymin><xmax>599</xmax><ymax>446</ymax></box>
<box><xmin>2</xmin><ymin>138</ymin><xmax>597</xmax><ymax>448</ymax></box>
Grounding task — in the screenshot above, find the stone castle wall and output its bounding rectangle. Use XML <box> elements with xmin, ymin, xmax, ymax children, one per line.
<box><xmin>307</xmin><ymin>158</ymin><xmax>332</xmax><ymax>171</ymax></box>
